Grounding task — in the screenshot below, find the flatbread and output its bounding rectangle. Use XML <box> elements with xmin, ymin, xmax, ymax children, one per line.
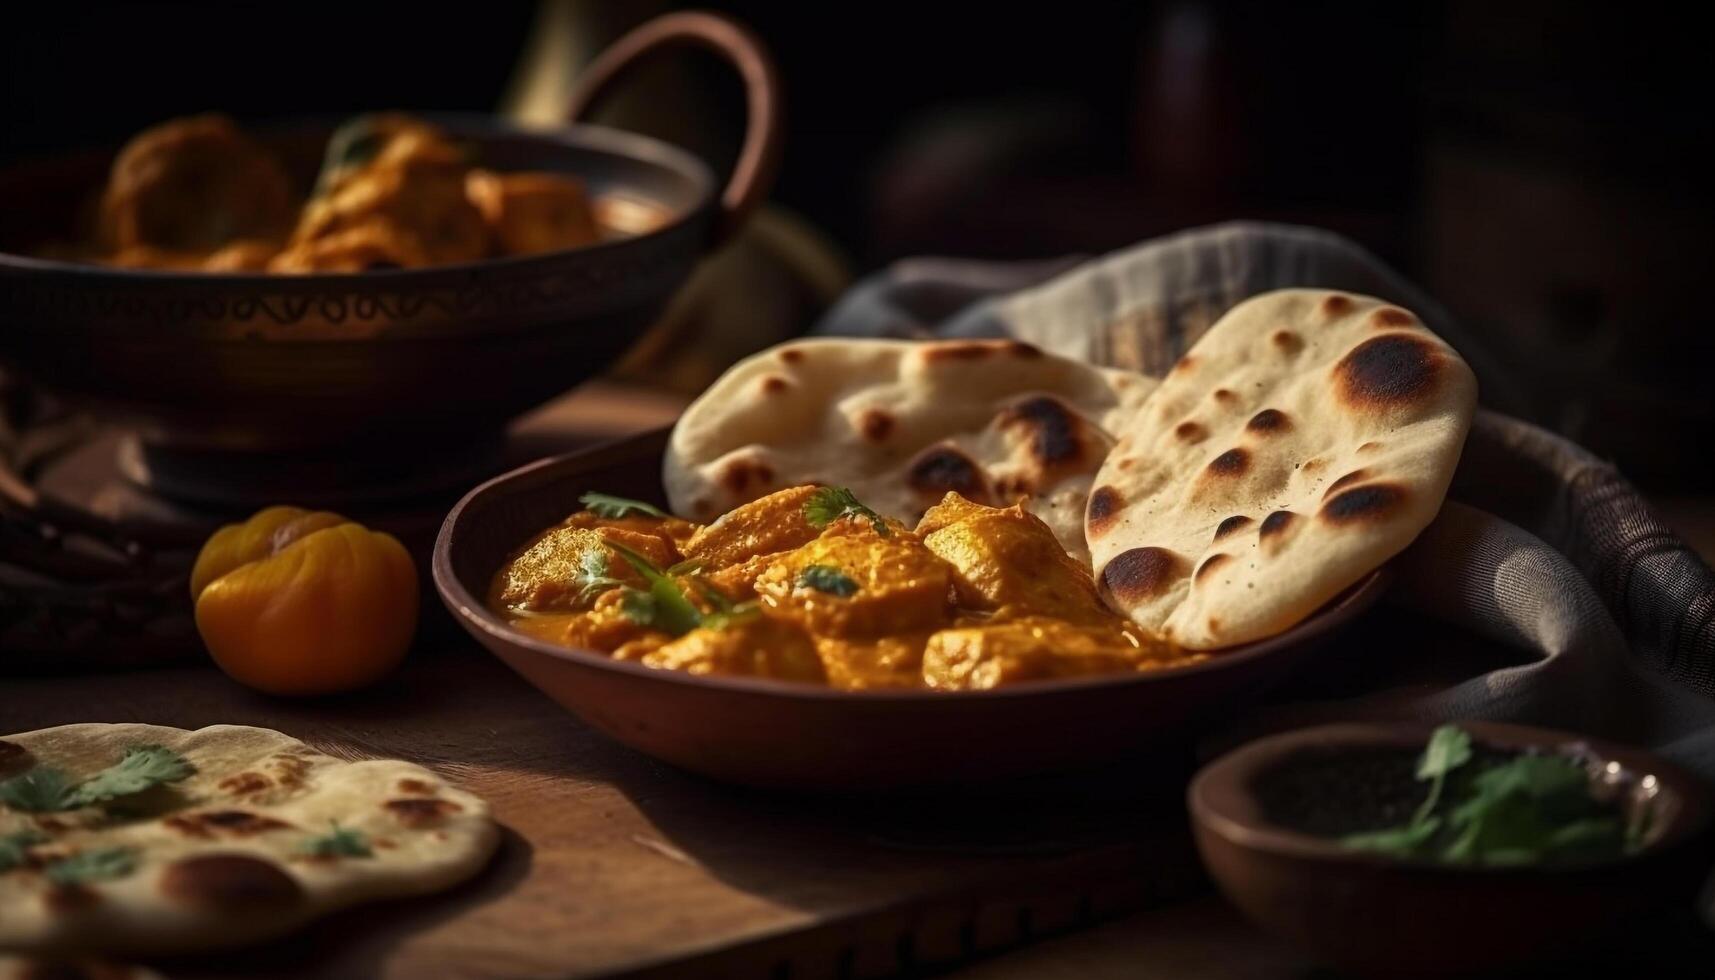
<box><xmin>0</xmin><ymin>724</ymin><xmax>497</xmax><ymax>955</ymax></box>
<box><xmin>0</xmin><ymin>956</ymin><xmax>164</xmax><ymax>980</ymax></box>
<box><xmin>664</xmin><ymin>338</ymin><xmax>1154</xmax><ymax>565</ymax></box>
<box><xmin>1086</xmin><ymin>289</ymin><xmax>1476</xmax><ymax>648</ymax></box>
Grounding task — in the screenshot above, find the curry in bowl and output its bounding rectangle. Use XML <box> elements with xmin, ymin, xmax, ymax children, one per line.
<box><xmin>490</xmin><ymin>486</ymin><xmax>1204</xmax><ymax>691</ymax></box>
<box><xmin>36</xmin><ymin>112</ymin><xmax>658</xmax><ymax>274</ymax></box>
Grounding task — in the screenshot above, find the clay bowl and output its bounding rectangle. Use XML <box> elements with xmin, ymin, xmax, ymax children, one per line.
<box><xmin>1189</xmin><ymin>721</ymin><xmax>1715</xmax><ymax>976</ymax></box>
<box><xmin>0</xmin><ymin>12</ymin><xmax>781</xmax><ymax>506</ymax></box>
<box><xmin>433</xmin><ymin>427</ymin><xmax>1389</xmax><ymax>791</ymax></box>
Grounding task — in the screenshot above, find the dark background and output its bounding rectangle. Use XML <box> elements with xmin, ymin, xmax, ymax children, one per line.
<box><xmin>4</xmin><ymin>1</ymin><xmax>1712</xmax><ymax>486</ymax></box>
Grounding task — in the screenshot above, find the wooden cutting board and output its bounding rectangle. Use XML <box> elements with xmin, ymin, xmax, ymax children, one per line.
<box><xmin>2</xmin><ymin>647</ymin><xmax>1207</xmax><ymax>979</ymax></box>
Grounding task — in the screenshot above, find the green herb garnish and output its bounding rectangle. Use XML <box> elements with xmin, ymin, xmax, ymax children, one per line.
<box><xmin>797</xmin><ymin>565</ymin><xmax>859</xmax><ymax>597</ymax></box>
<box><xmin>666</xmin><ymin>559</ymin><xmax>706</xmax><ymax>576</ymax></box>
<box><xmin>67</xmin><ymin>745</ymin><xmax>194</xmax><ymax>807</ymax></box>
<box><xmin>0</xmin><ymin>767</ymin><xmax>75</xmax><ymax>813</ymax></box>
<box><xmin>46</xmin><ymin>847</ymin><xmax>138</xmax><ymax>886</ymax></box>
<box><xmin>0</xmin><ymin>745</ymin><xmax>193</xmax><ymax>813</ymax></box>
<box><xmin>571</xmin><ymin>548</ymin><xmax>626</xmax><ymax>607</ymax></box>
<box><xmin>1340</xmin><ymin>725</ymin><xmax>1632</xmax><ymax>866</ymax></box>
<box><xmin>300</xmin><ymin>822</ymin><xmax>373</xmax><ymax>858</ymax></box>
<box><xmin>580</xmin><ymin>492</ymin><xmax>669</xmax><ymax>520</ymax></box>
<box><xmin>609</xmin><ymin>541</ymin><xmax>704</xmax><ymax>636</ymax></box>
<box><xmin>1410</xmin><ymin>725</ymin><xmax>1472</xmax><ymax>827</ymax></box>
<box><xmin>0</xmin><ymin>830</ymin><xmax>47</xmax><ymax>873</ymax></box>
<box><xmin>689</xmin><ymin>578</ymin><xmax>761</xmax><ymax>630</ymax></box>
<box><xmin>803</xmin><ymin>487</ymin><xmax>890</xmax><ymax>537</ymax></box>
<box><xmin>606</xmin><ymin>542</ymin><xmax>757</xmax><ymax>635</ymax></box>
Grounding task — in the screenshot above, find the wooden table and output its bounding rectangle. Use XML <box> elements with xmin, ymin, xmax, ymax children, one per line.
<box><xmin>7</xmin><ymin>382</ymin><xmax>1714</xmax><ymax>978</ymax></box>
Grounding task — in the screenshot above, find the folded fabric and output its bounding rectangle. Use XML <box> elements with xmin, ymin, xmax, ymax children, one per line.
<box><xmin>814</xmin><ymin>220</ymin><xmax>1715</xmax><ymax>778</ymax></box>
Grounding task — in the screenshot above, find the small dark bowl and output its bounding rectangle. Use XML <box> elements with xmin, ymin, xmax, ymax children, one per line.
<box><xmin>0</xmin><ymin>13</ymin><xmax>781</xmax><ymax>504</ymax></box>
<box><xmin>432</xmin><ymin>428</ymin><xmax>1389</xmax><ymax>790</ymax></box>
<box><xmin>1189</xmin><ymin>721</ymin><xmax>1715</xmax><ymax>976</ymax></box>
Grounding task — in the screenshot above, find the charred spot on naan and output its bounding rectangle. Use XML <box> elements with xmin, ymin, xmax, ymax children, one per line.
<box><xmin>1194</xmin><ymin>553</ymin><xmax>1232</xmax><ymax>583</ymax></box>
<box><xmin>0</xmin><ymin>738</ymin><xmax>31</xmax><ymax>778</ymax></box>
<box><xmin>1271</xmin><ymin>329</ymin><xmax>1303</xmax><ymax>354</ymax></box>
<box><xmin>164</xmin><ymin>810</ymin><xmax>295</xmax><ymax>839</ymax></box>
<box><xmin>907</xmin><ymin>444</ymin><xmax>993</xmax><ymax>504</ymax></box>
<box><xmin>1205</xmin><ymin>448</ymin><xmax>1250</xmax><ymax>478</ymax></box>
<box><xmin>1321</xmin><ymin>293</ymin><xmax>1355</xmax><ymax>317</ymax></box>
<box><xmin>1370</xmin><ymin>307</ymin><xmax>1416</xmax><ymax>329</ymax></box>
<box><xmin>778</xmin><ymin>346</ymin><xmax>807</xmax><ymax>364</ymax></box>
<box><xmin>857</xmin><ymin>408</ymin><xmax>895</xmax><ymax>442</ymax></box>
<box><xmin>159</xmin><ymin>854</ymin><xmax>303</xmax><ymax>910</ymax></box>
<box><xmin>1335</xmin><ymin>334</ymin><xmax>1446</xmax><ymax>411</ymax></box>
<box><xmin>720</xmin><ymin>457</ymin><xmax>776</xmax><ymax>496</ymax></box>
<box><xmin>1213</xmin><ymin>515</ymin><xmax>1252</xmax><ymax>540</ymax></box>
<box><xmin>1172</xmin><ymin>355</ymin><xmax>1197</xmax><ymax>374</ymax></box>
<box><xmin>1101</xmin><ymin>547</ymin><xmax>1183</xmax><ymax>603</ymax></box>
<box><xmin>1212</xmin><ymin>388</ymin><xmax>1238</xmax><ymax>406</ymax></box>
<box><xmin>1324</xmin><ymin>469</ymin><xmax>1372</xmax><ymax>499</ymax></box>
<box><xmin>1258</xmin><ymin>510</ymin><xmax>1300</xmax><ymax>554</ymax></box>
<box><xmin>1174</xmin><ymin>421</ymin><xmax>1207</xmax><ymax>444</ymax></box>
<box><xmin>918</xmin><ymin>339</ymin><xmax>1043</xmax><ymax>363</ymax></box>
<box><xmin>217</xmin><ymin>771</ymin><xmax>272</xmax><ymax>797</ymax></box>
<box><xmin>397</xmin><ymin>778</ymin><xmax>436</xmax><ymax>795</ymax></box>
<box><xmin>1245</xmin><ymin>409</ymin><xmax>1290</xmax><ymax>434</ymax></box>
<box><xmin>997</xmin><ymin>396</ymin><xmax>1092</xmax><ymax>471</ymax></box>
<box><xmin>1320</xmin><ymin>484</ymin><xmax>1408</xmax><ymax>524</ymax></box>
<box><xmin>758</xmin><ymin>374</ymin><xmax>791</xmax><ymax>395</ymax></box>
<box><xmin>43</xmin><ymin>883</ymin><xmax>102</xmax><ymax>915</ymax></box>
<box><xmin>1086</xmin><ymin>485</ymin><xmax>1126</xmax><ymax>537</ymax></box>
<box><xmin>385</xmin><ymin>797</ymin><xmax>464</xmax><ymax>828</ymax></box>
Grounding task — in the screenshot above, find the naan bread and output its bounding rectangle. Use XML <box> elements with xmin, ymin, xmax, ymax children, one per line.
<box><xmin>0</xmin><ymin>724</ymin><xmax>497</xmax><ymax>955</ymax></box>
<box><xmin>1086</xmin><ymin>289</ymin><xmax>1476</xmax><ymax>648</ymax></box>
<box><xmin>664</xmin><ymin>338</ymin><xmax>1154</xmax><ymax>565</ymax></box>
<box><xmin>0</xmin><ymin>956</ymin><xmax>164</xmax><ymax>980</ymax></box>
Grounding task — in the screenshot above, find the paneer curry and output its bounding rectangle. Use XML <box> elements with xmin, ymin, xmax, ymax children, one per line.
<box><xmin>40</xmin><ymin>113</ymin><xmax>636</xmax><ymax>274</ymax></box>
<box><xmin>489</xmin><ymin>486</ymin><xmax>1204</xmax><ymax>690</ymax></box>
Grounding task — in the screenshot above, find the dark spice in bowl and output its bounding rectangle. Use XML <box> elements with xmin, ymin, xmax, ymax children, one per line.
<box><xmin>1252</xmin><ymin>743</ymin><xmax>1514</xmax><ymax>838</ymax></box>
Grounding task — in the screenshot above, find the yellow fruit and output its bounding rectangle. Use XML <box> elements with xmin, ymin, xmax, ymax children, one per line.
<box><xmin>190</xmin><ymin>506</ymin><xmax>418</xmax><ymax>695</ymax></box>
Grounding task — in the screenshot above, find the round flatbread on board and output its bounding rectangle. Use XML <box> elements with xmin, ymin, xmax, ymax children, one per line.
<box><xmin>664</xmin><ymin>338</ymin><xmax>1154</xmax><ymax>565</ymax></box>
<box><xmin>0</xmin><ymin>724</ymin><xmax>497</xmax><ymax>955</ymax></box>
<box><xmin>1086</xmin><ymin>289</ymin><xmax>1476</xmax><ymax>649</ymax></box>
<box><xmin>0</xmin><ymin>957</ymin><xmax>164</xmax><ymax>980</ymax></box>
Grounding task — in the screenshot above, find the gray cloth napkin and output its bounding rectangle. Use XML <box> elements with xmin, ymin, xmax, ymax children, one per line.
<box><xmin>813</xmin><ymin>221</ymin><xmax>1715</xmax><ymax>779</ymax></box>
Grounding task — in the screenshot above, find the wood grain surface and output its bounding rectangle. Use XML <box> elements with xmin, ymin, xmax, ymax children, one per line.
<box><xmin>1</xmin><ymin>647</ymin><xmax>1206</xmax><ymax>979</ymax></box>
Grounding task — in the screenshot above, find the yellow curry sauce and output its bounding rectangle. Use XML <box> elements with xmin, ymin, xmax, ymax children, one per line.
<box><xmin>489</xmin><ymin>487</ymin><xmax>1204</xmax><ymax>690</ymax></box>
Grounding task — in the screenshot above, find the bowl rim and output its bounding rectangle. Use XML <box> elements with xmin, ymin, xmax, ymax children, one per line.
<box><xmin>431</xmin><ymin>435</ymin><xmax>1391</xmax><ymax>704</ymax></box>
<box><xmin>0</xmin><ymin>113</ymin><xmax>718</xmax><ymax>284</ymax></box>
<box><xmin>1188</xmin><ymin>719</ymin><xmax>1715</xmax><ymax>874</ymax></box>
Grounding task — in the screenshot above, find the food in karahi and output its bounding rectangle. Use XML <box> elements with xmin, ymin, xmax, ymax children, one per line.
<box><xmin>45</xmin><ymin>112</ymin><xmax>607</xmax><ymax>274</ymax></box>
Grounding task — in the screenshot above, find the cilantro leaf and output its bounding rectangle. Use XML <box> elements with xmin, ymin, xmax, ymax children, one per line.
<box><xmin>1341</xmin><ymin>815</ymin><xmax>1440</xmax><ymax>857</ymax></box>
<box><xmin>1417</xmin><ymin>726</ymin><xmax>1474</xmax><ymax>781</ymax></box>
<box><xmin>798</xmin><ymin>565</ymin><xmax>859</xmax><ymax>597</ymax></box>
<box><xmin>0</xmin><ymin>829</ymin><xmax>47</xmax><ymax>873</ymax></box>
<box><xmin>1410</xmin><ymin>725</ymin><xmax>1473</xmax><ymax>826</ymax></box>
<box><xmin>300</xmin><ymin>822</ymin><xmax>373</xmax><ymax>858</ymax></box>
<box><xmin>608</xmin><ymin>541</ymin><xmax>702</xmax><ymax>636</ymax></box>
<box><xmin>45</xmin><ymin>846</ymin><xmax>138</xmax><ymax>886</ymax></box>
<box><xmin>0</xmin><ymin>767</ymin><xmax>75</xmax><ymax>812</ymax></box>
<box><xmin>66</xmin><ymin>745</ymin><xmax>194</xmax><ymax>807</ymax></box>
<box><xmin>579</xmin><ymin>492</ymin><xmax>668</xmax><ymax>520</ymax></box>
<box><xmin>666</xmin><ymin>559</ymin><xmax>706</xmax><ymax>576</ymax></box>
<box><xmin>571</xmin><ymin>548</ymin><xmax>626</xmax><ymax>607</ymax></box>
<box><xmin>803</xmin><ymin>487</ymin><xmax>890</xmax><ymax>537</ymax></box>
